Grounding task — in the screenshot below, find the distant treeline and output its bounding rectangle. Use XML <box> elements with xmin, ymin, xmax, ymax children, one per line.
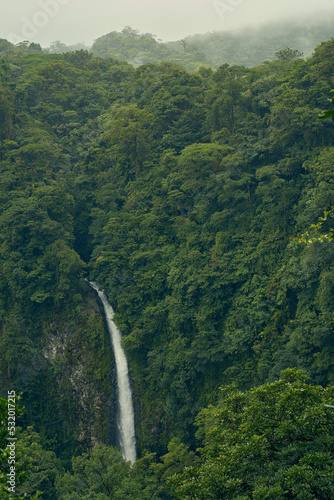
<box><xmin>1</xmin><ymin>12</ymin><xmax>334</xmax><ymax>69</ymax></box>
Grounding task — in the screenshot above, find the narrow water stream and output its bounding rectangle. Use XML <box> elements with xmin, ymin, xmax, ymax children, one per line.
<box><xmin>88</xmin><ymin>281</ymin><xmax>136</xmax><ymax>464</ymax></box>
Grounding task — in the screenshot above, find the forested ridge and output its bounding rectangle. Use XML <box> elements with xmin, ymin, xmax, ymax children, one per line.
<box><xmin>2</xmin><ymin>13</ymin><xmax>334</xmax><ymax>69</ymax></box>
<box><xmin>0</xmin><ymin>31</ymin><xmax>334</xmax><ymax>499</ymax></box>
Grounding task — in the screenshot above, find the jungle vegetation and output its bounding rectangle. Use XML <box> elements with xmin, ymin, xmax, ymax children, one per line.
<box><xmin>0</xmin><ymin>26</ymin><xmax>334</xmax><ymax>498</ymax></box>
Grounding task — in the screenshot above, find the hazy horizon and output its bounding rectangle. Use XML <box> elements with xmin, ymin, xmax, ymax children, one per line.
<box><xmin>1</xmin><ymin>0</ymin><xmax>334</xmax><ymax>47</ymax></box>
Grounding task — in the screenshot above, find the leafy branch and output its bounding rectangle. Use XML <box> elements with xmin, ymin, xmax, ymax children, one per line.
<box><xmin>297</xmin><ymin>207</ymin><xmax>334</xmax><ymax>245</ymax></box>
<box><xmin>318</xmin><ymin>89</ymin><xmax>334</xmax><ymax>119</ymax></box>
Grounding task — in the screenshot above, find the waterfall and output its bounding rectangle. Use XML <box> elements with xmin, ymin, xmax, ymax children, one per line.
<box><xmin>88</xmin><ymin>281</ymin><xmax>137</xmax><ymax>464</ymax></box>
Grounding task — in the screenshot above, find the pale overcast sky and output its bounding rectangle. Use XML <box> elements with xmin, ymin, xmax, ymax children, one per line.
<box><xmin>1</xmin><ymin>0</ymin><xmax>334</xmax><ymax>46</ymax></box>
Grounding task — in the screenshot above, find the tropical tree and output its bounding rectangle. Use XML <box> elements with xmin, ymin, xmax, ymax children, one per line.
<box><xmin>170</xmin><ymin>369</ymin><xmax>334</xmax><ymax>499</ymax></box>
<box><xmin>55</xmin><ymin>444</ymin><xmax>152</xmax><ymax>500</ymax></box>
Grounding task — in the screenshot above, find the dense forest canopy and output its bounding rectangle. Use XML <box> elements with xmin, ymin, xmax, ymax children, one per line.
<box><xmin>0</xmin><ymin>22</ymin><xmax>334</xmax><ymax>499</ymax></box>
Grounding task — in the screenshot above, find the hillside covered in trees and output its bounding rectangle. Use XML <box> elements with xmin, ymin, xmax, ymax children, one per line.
<box><xmin>1</xmin><ymin>12</ymin><xmax>334</xmax><ymax>69</ymax></box>
<box><xmin>167</xmin><ymin>15</ymin><xmax>334</xmax><ymax>67</ymax></box>
<box><xmin>0</xmin><ymin>28</ymin><xmax>334</xmax><ymax>499</ymax></box>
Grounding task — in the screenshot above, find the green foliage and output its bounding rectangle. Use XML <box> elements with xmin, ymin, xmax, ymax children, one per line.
<box><xmin>170</xmin><ymin>369</ymin><xmax>334</xmax><ymax>499</ymax></box>
<box><xmin>297</xmin><ymin>207</ymin><xmax>334</xmax><ymax>245</ymax></box>
<box><xmin>0</xmin><ymin>397</ymin><xmax>42</xmax><ymax>499</ymax></box>
<box><xmin>1</xmin><ymin>28</ymin><xmax>334</xmax><ymax>498</ymax></box>
<box><xmin>86</xmin><ymin>36</ymin><xmax>334</xmax><ymax>453</ymax></box>
<box><xmin>275</xmin><ymin>47</ymin><xmax>304</xmax><ymax>60</ymax></box>
<box><xmin>91</xmin><ymin>27</ymin><xmax>210</xmax><ymax>71</ymax></box>
<box><xmin>55</xmin><ymin>444</ymin><xmax>151</xmax><ymax>500</ymax></box>
<box><xmin>0</xmin><ymin>198</ymin><xmax>85</xmax><ymax>307</ymax></box>
<box><xmin>319</xmin><ymin>89</ymin><xmax>334</xmax><ymax>119</ymax></box>
<box><xmin>16</xmin><ymin>426</ymin><xmax>64</xmax><ymax>499</ymax></box>
<box><xmin>0</xmin><ymin>84</ymin><xmax>13</xmax><ymax>141</ymax></box>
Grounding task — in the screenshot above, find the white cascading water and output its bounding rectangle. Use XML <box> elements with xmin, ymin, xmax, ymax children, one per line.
<box><xmin>88</xmin><ymin>281</ymin><xmax>136</xmax><ymax>464</ymax></box>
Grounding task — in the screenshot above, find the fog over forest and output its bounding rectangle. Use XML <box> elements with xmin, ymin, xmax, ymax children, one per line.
<box><xmin>1</xmin><ymin>0</ymin><xmax>334</xmax><ymax>46</ymax></box>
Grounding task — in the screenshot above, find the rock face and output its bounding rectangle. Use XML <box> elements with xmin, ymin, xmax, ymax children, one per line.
<box><xmin>44</xmin><ymin>286</ymin><xmax>118</xmax><ymax>450</ymax></box>
<box><xmin>2</xmin><ymin>284</ymin><xmax>118</xmax><ymax>456</ymax></box>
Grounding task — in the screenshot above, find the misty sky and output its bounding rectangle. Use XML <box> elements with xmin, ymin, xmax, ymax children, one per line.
<box><xmin>1</xmin><ymin>0</ymin><xmax>334</xmax><ymax>47</ymax></box>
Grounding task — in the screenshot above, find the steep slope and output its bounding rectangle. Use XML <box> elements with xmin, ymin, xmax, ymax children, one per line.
<box><xmin>0</xmin><ymin>38</ymin><xmax>334</xmax><ymax>466</ymax></box>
